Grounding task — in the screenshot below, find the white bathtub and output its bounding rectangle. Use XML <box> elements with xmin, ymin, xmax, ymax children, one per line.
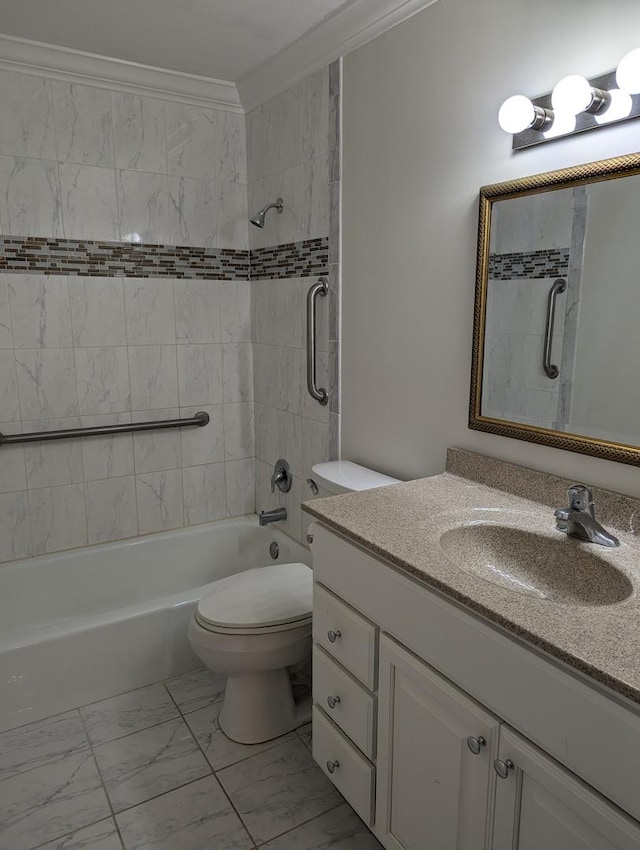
<box><xmin>0</xmin><ymin>517</ymin><xmax>311</xmax><ymax>732</ymax></box>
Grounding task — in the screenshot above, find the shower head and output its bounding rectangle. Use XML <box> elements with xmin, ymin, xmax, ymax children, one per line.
<box><xmin>250</xmin><ymin>197</ymin><xmax>284</xmax><ymax>228</ymax></box>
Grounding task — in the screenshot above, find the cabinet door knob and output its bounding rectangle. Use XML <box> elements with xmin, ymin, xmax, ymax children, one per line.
<box><xmin>466</xmin><ymin>735</ymin><xmax>486</xmax><ymax>755</ymax></box>
<box><xmin>326</xmin><ymin>759</ymin><xmax>340</xmax><ymax>774</ymax></box>
<box><xmin>327</xmin><ymin>629</ymin><xmax>342</xmax><ymax>643</ymax></box>
<box><xmin>327</xmin><ymin>695</ymin><xmax>341</xmax><ymax>710</ymax></box>
<box><xmin>494</xmin><ymin>758</ymin><xmax>515</xmax><ymax>779</ymax></box>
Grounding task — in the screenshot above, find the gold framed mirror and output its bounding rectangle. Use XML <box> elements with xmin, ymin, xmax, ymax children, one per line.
<box><xmin>470</xmin><ymin>152</ymin><xmax>640</xmax><ymax>466</ymax></box>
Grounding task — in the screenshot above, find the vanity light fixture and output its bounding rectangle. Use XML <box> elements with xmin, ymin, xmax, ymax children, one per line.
<box><xmin>499</xmin><ymin>48</ymin><xmax>640</xmax><ymax>149</ymax></box>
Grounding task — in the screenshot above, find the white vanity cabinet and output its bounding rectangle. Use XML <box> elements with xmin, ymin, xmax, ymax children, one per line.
<box><xmin>376</xmin><ymin>634</ymin><xmax>500</xmax><ymax>850</ymax></box>
<box><xmin>492</xmin><ymin>727</ymin><xmax>640</xmax><ymax>850</ymax></box>
<box><xmin>311</xmin><ymin>523</ymin><xmax>640</xmax><ymax>850</ymax></box>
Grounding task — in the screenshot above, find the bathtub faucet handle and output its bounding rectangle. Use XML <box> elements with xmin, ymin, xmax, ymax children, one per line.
<box><xmin>271</xmin><ymin>459</ymin><xmax>292</xmax><ymax>493</ymax></box>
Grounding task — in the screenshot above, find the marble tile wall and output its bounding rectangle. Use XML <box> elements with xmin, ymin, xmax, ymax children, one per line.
<box><xmin>248</xmin><ymin>64</ymin><xmax>340</xmax><ymax>544</ymax></box>
<box><xmin>0</xmin><ymin>70</ymin><xmax>248</xmax><ymax>249</ymax></box>
<box><xmin>0</xmin><ymin>272</ymin><xmax>254</xmax><ymax>562</ymax></box>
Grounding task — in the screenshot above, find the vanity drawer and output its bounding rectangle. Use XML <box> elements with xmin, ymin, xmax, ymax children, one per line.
<box><xmin>313</xmin><ymin>644</ymin><xmax>376</xmax><ymax>759</ymax></box>
<box><xmin>312</xmin><ymin>705</ymin><xmax>375</xmax><ymax>826</ymax></box>
<box><xmin>313</xmin><ymin>583</ymin><xmax>378</xmax><ymax>689</ymax></box>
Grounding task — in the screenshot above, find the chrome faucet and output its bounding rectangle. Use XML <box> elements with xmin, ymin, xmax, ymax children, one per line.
<box><xmin>554</xmin><ymin>484</ymin><xmax>619</xmax><ymax>547</ymax></box>
<box><xmin>259</xmin><ymin>507</ymin><xmax>287</xmax><ymax>526</ymax></box>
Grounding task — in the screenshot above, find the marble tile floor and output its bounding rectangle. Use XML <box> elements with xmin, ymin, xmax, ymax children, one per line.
<box><xmin>0</xmin><ymin>668</ymin><xmax>382</xmax><ymax>850</ymax></box>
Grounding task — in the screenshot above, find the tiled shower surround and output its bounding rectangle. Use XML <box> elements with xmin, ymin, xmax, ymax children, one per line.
<box><xmin>0</xmin><ymin>63</ymin><xmax>339</xmax><ymax>562</ymax></box>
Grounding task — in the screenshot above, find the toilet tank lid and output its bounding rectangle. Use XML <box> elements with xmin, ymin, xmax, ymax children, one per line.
<box><xmin>311</xmin><ymin>461</ymin><xmax>400</xmax><ymax>494</ymax></box>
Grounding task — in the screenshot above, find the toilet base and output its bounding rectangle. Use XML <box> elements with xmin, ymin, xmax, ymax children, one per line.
<box><xmin>219</xmin><ymin>668</ymin><xmax>298</xmax><ymax>744</ymax></box>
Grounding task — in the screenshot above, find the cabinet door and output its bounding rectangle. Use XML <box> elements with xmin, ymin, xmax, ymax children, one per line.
<box><xmin>493</xmin><ymin>726</ymin><xmax>640</xmax><ymax>850</ymax></box>
<box><xmin>376</xmin><ymin>634</ymin><xmax>500</xmax><ymax>850</ymax></box>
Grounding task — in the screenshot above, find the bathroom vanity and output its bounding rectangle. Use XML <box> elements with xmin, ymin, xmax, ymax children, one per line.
<box><xmin>304</xmin><ymin>449</ymin><xmax>640</xmax><ymax>849</ymax></box>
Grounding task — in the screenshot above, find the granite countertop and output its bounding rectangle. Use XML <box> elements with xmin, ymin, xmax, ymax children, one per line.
<box><xmin>302</xmin><ymin>449</ymin><xmax>640</xmax><ymax>706</ymax></box>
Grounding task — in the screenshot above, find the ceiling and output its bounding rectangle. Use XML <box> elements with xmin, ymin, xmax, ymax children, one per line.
<box><xmin>0</xmin><ymin>0</ymin><xmax>355</xmax><ymax>81</ymax></box>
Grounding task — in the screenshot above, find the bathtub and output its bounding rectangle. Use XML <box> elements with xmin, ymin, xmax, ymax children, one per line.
<box><xmin>0</xmin><ymin>517</ymin><xmax>311</xmax><ymax>733</ymax></box>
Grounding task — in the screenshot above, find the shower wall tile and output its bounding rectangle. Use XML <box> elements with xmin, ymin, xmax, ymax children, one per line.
<box><xmin>80</xmin><ymin>414</ymin><xmax>134</xmax><ymax>481</ymax></box>
<box><xmin>180</xmin><ymin>404</ymin><xmax>225</xmax><ymax>467</ymax></box>
<box><xmin>132</xmin><ymin>408</ymin><xmax>182</xmax><ymax>474</ymax></box>
<box><xmin>8</xmin><ymin>275</ymin><xmax>72</xmax><ymax>349</ymax></box>
<box><xmin>166</xmin><ymin>103</ymin><xmax>215</xmax><ymax>179</ymax></box>
<box><xmin>220</xmin><ymin>281</ymin><xmax>251</xmax><ymax>342</ymax></box>
<box><xmin>75</xmin><ymin>347</ymin><xmax>131</xmax><ymax>415</ymax></box>
<box><xmin>23</xmin><ymin>419</ymin><xmax>84</xmax><ymax>489</ymax></box>
<box><xmin>0</xmin><ymin>72</ymin><xmax>56</xmax><ymax>160</ymax></box>
<box><xmin>52</xmin><ymin>82</ymin><xmax>114</xmax><ymax>168</ymax></box>
<box><xmin>222</xmin><ymin>342</ymin><xmax>253</xmax><ymax>403</ymax></box>
<box><xmin>0</xmin><ymin>272</ymin><xmax>252</xmax><ymax>558</ymax></box>
<box><xmin>217</xmin><ymin>181</ymin><xmax>249</xmax><ymax>250</ymax></box>
<box><xmin>124</xmin><ymin>278</ymin><xmax>176</xmax><ymax>345</ymax></box>
<box><xmin>15</xmin><ymin>348</ymin><xmax>78</xmax><ymax>420</ymax></box>
<box><xmin>177</xmin><ymin>344</ymin><xmax>223</xmax><ymax>407</ymax></box>
<box><xmin>223</xmin><ymin>402</ymin><xmax>255</xmax><ymax>460</ymax></box>
<box><xmin>136</xmin><ymin>468</ymin><xmax>184</xmax><ymax>535</ymax></box>
<box><xmin>116</xmin><ymin>170</ymin><xmax>170</xmax><ymax>245</ymax></box>
<box><xmin>0</xmin><ymin>275</ymin><xmax>13</xmax><ymax>348</ymax></box>
<box><xmin>226</xmin><ymin>457</ymin><xmax>255</xmax><ymax>517</ymax></box>
<box><xmin>85</xmin><ymin>475</ymin><xmax>138</xmax><ymax>545</ymax></box>
<box><xmin>0</xmin><ymin>350</ymin><xmax>21</xmax><ymax>421</ymax></box>
<box><xmin>214</xmin><ymin>111</ymin><xmax>247</xmax><ymax>184</ymax></box>
<box><xmin>0</xmin><ymin>491</ymin><xmax>32</xmax><ymax>562</ymax></box>
<box><xmin>183</xmin><ymin>462</ymin><xmax>227</xmax><ymax>525</ymax></box>
<box><xmin>29</xmin><ymin>482</ymin><xmax>87</xmax><ymax>555</ymax></box>
<box><xmin>112</xmin><ymin>93</ymin><xmax>167</xmax><ymax>173</ymax></box>
<box><xmin>0</xmin><ymin>430</ymin><xmax>26</xmax><ymax>493</ymax></box>
<box><xmin>69</xmin><ymin>277</ymin><xmax>127</xmax><ymax>347</ymax></box>
<box><xmin>0</xmin><ymin>156</ymin><xmax>63</xmax><ymax>238</ymax></box>
<box><xmin>129</xmin><ymin>345</ymin><xmax>179</xmax><ymax>411</ymax></box>
<box><xmin>174</xmin><ymin>279</ymin><xmax>221</xmax><ymax>344</ymax></box>
<box><xmin>167</xmin><ymin>176</ymin><xmax>218</xmax><ymax>248</ymax></box>
<box><xmin>59</xmin><ymin>163</ymin><xmax>119</xmax><ymax>241</ymax></box>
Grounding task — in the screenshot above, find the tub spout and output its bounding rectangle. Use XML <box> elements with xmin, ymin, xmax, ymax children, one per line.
<box><xmin>259</xmin><ymin>507</ymin><xmax>287</xmax><ymax>526</ymax></box>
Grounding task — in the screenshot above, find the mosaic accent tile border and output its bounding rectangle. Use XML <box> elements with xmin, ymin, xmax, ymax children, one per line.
<box><xmin>0</xmin><ymin>236</ymin><xmax>329</xmax><ymax>281</ymax></box>
<box><xmin>489</xmin><ymin>248</ymin><xmax>570</xmax><ymax>280</ymax></box>
<box><xmin>251</xmin><ymin>237</ymin><xmax>329</xmax><ymax>280</ymax></box>
<box><xmin>0</xmin><ymin>237</ymin><xmax>250</xmax><ymax>280</ymax></box>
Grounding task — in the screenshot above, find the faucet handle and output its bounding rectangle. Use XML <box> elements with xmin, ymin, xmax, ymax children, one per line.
<box><xmin>567</xmin><ymin>484</ymin><xmax>595</xmax><ymax>516</ymax></box>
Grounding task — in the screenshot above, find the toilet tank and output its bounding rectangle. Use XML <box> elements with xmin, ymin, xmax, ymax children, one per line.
<box><xmin>311</xmin><ymin>461</ymin><xmax>400</xmax><ymax>496</ymax></box>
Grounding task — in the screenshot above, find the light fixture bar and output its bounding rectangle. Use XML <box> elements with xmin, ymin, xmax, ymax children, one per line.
<box><xmin>509</xmin><ymin>70</ymin><xmax>640</xmax><ymax>150</ymax></box>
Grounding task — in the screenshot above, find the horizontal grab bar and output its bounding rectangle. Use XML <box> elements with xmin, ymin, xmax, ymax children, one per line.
<box><xmin>0</xmin><ymin>411</ymin><xmax>209</xmax><ymax>446</ymax></box>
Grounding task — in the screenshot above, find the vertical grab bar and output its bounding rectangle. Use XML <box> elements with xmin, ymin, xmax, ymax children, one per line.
<box><xmin>543</xmin><ymin>277</ymin><xmax>567</xmax><ymax>379</ymax></box>
<box><xmin>306</xmin><ymin>277</ymin><xmax>329</xmax><ymax>405</ymax></box>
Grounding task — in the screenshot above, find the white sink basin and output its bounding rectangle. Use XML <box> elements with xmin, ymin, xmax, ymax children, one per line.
<box><xmin>439</xmin><ymin>519</ymin><xmax>632</xmax><ymax>605</ymax></box>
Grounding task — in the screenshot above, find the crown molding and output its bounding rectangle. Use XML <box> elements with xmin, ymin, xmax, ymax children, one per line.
<box><xmin>0</xmin><ymin>34</ymin><xmax>242</xmax><ymax>112</ymax></box>
<box><xmin>238</xmin><ymin>0</ymin><xmax>440</xmax><ymax>111</ymax></box>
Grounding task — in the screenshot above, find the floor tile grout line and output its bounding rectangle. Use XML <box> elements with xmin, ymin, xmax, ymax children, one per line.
<box><xmin>77</xmin><ymin>708</ymin><xmax>128</xmax><ymax>850</ymax></box>
<box><xmin>164</xmin><ymin>684</ymin><xmax>259</xmax><ymax>849</ymax></box>
<box><xmin>26</xmin><ymin>814</ymin><xmax>122</xmax><ymax>850</ymax></box>
<box><xmin>83</xmin><ymin>708</ymin><xmax>183</xmax><ymax>750</ymax></box>
<box><xmin>253</xmin><ymin>800</ymin><xmax>347</xmax><ymax>848</ymax></box>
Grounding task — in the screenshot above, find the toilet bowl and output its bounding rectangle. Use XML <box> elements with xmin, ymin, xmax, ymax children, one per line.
<box><xmin>188</xmin><ymin>461</ymin><xmax>399</xmax><ymax>745</ymax></box>
<box><xmin>187</xmin><ymin>562</ymin><xmax>313</xmax><ymax>744</ymax></box>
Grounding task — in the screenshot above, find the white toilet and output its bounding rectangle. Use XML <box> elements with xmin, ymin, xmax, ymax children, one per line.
<box><xmin>188</xmin><ymin>460</ymin><xmax>399</xmax><ymax>745</ymax></box>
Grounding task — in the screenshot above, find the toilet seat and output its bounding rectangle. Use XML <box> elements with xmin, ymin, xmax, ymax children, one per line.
<box><xmin>195</xmin><ymin>563</ymin><xmax>313</xmax><ymax>635</ymax></box>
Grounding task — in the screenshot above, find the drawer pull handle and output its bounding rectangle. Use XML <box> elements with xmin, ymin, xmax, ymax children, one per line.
<box><xmin>466</xmin><ymin>735</ymin><xmax>486</xmax><ymax>755</ymax></box>
<box><xmin>327</xmin><ymin>629</ymin><xmax>342</xmax><ymax>643</ymax></box>
<box><xmin>326</xmin><ymin>759</ymin><xmax>340</xmax><ymax>774</ymax></box>
<box><xmin>327</xmin><ymin>695</ymin><xmax>341</xmax><ymax>710</ymax></box>
<box><xmin>494</xmin><ymin>758</ymin><xmax>515</xmax><ymax>779</ymax></box>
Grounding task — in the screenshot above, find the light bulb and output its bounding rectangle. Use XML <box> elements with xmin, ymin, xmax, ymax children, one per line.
<box><xmin>543</xmin><ymin>113</ymin><xmax>576</xmax><ymax>139</ymax></box>
<box><xmin>595</xmin><ymin>89</ymin><xmax>633</xmax><ymax>124</ymax></box>
<box><xmin>616</xmin><ymin>47</ymin><xmax>640</xmax><ymax>94</ymax></box>
<box><xmin>498</xmin><ymin>95</ymin><xmax>536</xmax><ymax>134</ymax></box>
<box><xmin>551</xmin><ymin>75</ymin><xmax>594</xmax><ymax>116</ymax></box>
